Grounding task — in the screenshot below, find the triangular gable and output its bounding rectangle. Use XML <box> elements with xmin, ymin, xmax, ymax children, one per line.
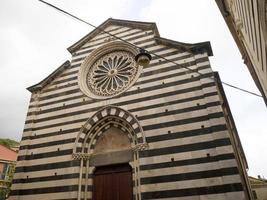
<box><xmin>27</xmin><ymin>18</ymin><xmax>213</xmax><ymax>93</ymax></box>
<box><xmin>67</xmin><ymin>18</ymin><xmax>160</xmax><ymax>54</ymax></box>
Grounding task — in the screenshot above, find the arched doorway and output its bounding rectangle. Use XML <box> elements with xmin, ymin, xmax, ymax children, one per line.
<box><xmin>73</xmin><ymin>106</ymin><xmax>148</xmax><ymax>200</ymax></box>
<box><xmin>93</xmin><ymin>164</ymin><xmax>133</xmax><ymax>200</ymax></box>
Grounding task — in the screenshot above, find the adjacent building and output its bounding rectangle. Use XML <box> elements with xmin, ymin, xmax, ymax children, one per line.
<box><xmin>10</xmin><ymin>18</ymin><xmax>252</xmax><ymax>200</ymax></box>
<box><xmin>216</xmin><ymin>0</ymin><xmax>267</xmax><ymax>105</ymax></box>
<box><xmin>249</xmin><ymin>176</ymin><xmax>267</xmax><ymax>200</ymax></box>
<box><xmin>0</xmin><ymin>144</ymin><xmax>17</xmax><ymax>199</ymax></box>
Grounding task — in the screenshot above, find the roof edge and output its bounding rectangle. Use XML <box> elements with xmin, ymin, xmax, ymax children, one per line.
<box><xmin>27</xmin><ymin>61</ymin><xmax>71</xmax><ymax>93</ymax></box>
<box><xmin>67</xmin><ymin>18</ymin><xmax>160</xmax><ymax>54</ymax></box>
<box><xmin>155</xmin><ymin>36</ymin><xmax>213</xmax><ymax>56</ymax></box>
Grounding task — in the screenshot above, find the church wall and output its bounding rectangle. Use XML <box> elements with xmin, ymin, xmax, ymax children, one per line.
<box><xmin>10</xmin><ymin>23</ymin><xmax>248</xmax><ymax>200</ymax></box>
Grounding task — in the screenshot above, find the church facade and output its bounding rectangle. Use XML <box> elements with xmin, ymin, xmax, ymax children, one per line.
<box><xmin>10</xmin><ymin>19</ymin><xmax>252</xmax><ymax>200</ymax></box>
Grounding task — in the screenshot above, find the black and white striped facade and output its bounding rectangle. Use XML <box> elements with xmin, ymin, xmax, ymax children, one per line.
<box><xmin>10</xmin><ymin>18</ymin><xmax>252</xmax><ymax>200</ymax></box>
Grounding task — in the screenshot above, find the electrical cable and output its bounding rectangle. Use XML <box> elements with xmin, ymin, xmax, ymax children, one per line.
<box><xmin>38</xmin><ymin>0</ymin><xmax>263</xmax><ymax>98</ymax></box>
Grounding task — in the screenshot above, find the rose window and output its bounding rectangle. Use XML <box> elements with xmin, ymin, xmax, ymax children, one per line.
<box><xmin>86</xmin><ymin>51</ymin><xmax>138</xmax><ymax>97</ymax></box>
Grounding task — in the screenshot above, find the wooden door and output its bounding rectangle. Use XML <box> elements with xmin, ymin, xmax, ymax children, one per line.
<box><xmin>93</xmin><ymin>164</ymin><xmax>133</xmax><ymax>200</ymax></box>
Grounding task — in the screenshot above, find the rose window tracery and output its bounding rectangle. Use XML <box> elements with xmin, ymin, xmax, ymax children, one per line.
<box><xmin>86</xmin><ymin>51</ymin><xmax>138</xmax><ymax>97</ymax></box>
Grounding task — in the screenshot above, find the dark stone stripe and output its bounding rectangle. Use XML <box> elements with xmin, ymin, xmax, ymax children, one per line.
<box><xmin>71</xmin><ymin>31</ymin><xmax>154</xmax><ymax>63</ymax></box>
<box><xmin>139</xmin><ymin>138</ymin><xmax>230</xmax><ymax>158</ymax></box>
<box><xmin>21</xmin><ymin>128</ymin><xmax>80</xmax><ymax>141</ymax></box>
<box><xmin>26</xmin><ymin>66</ymin><xmax>211</xmax><ymax>119</ymax></box>
<box><xmin>141</xmin><ymin>183</ymin><xmax>244</xmax><ymax>199</ymax></box>
<box><xmin>142</xmin><ymin>112</ymin><xmax>224</xmax><ymax>132</ymax></box>
<box><xmin>141</xmin><ymin>167</ymin><xmax>239</xmax><ymax>185</ymax></box>
<box><xmin>26</xmin><ymin>97</ymin><xmax>219</xmax><ymax>127</ymax></box>
<box><xmin>23</xmin><ymin>81</ymin><xmax>217</xmax><ymax>132</ymax></box>
<box><xmin>28</xmin><ymin>56</ymin><xmax>208</xmax><ymax>107</ymax></box>
<box><xmin>24</xmin><ymin>92</ymin><xmax>219</xmax><ymax>133</ymax></box>
<box><xmin>13</xmin><ymin>173</ymin><xmax>80</xmax><ymax>184</ymax></box>
<box><xmin>140</xmin><ymin>153</ymin><xmax>235</xmax><ymax>171</ymax></box>
<box><xmin>14</xmin><ymin>160</ymin><xmax>80</xmax><ymax>173</ymax></box>
<box><xmin>13</xmin><ymin>153</ymin><xmax>235</xmax><ymax>184</ymax></box>
<box><xmin>17</xmin><ymin>135</ymin><xmax>228</xmax><ymax>163</ymax></box>
<box><xmin>138</xmin><ymin>101</ymin><xmax>220</xmax><ymax>121</ymax></box>
<box><xmin>28</xmin><ymin>60</ymin><xmax>207</xmax><ymax>112</ymax></box>
<box><xmin>41</xmin><ymin>48</ymin><xmax>184</xmax><ymax>94</ymax></box>
<box><xmin>17</xmin><ymin>149</ymin><xmax>73</xmax><ymax>161</ymax></box>
<box><xmin>23</xmin><ymin>89</ymin><xmax>217</xmax><ymax>140</ymax></box>
<box><xmin>10</xmin><ymin>185</ymin><xmax>81</xmax><ymax>196</ymax></box>
<box><xmin>32</xmin><ymin>54</ymin><xmax>201</xmax><ymax>102</ymax></box>
<box><xmin>146</xmin><ymin>124</ymin><xmax>227</xmax><ymax>143</ymax></box>
<box><xmin>19</xmin><ymin>121</ymin><xmax>223</xmax><ymax>152</ymax></box>
<box><xmin>76</xmin><ymin>27</ymin><xmax>140</xmax><ymax>52</ymax></box>
<box><xmin>19</xmin><ymin>138</ymin><xmax>76</xmax><ymax>150</ymax></box>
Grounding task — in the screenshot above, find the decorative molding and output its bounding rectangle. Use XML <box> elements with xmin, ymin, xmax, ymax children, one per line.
<box><xmin>72</xmin><ymin>153</ymin><xmax>92</xmax><ymax>160</ymax></box>
<box><xmin>78</xmin><ymin>41</ymin><xmax>142</xmax><ymax>99</ymax></box>
<box><xmin>132</xmin><ymin>143</ymin><xmax>149</xmax><ymax>152</ymax></box>
<box><xmin>87</xmin><ymin>51</ymin><xmax>138</xmax><ymax>97</ymax></box>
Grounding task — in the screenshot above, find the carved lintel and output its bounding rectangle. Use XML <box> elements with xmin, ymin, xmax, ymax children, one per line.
<box><xmin>72</xmin><ymin>153</ymin><xmax>92</xmax><ymax>160</ymax></box>
<box><xmin>132</xmin><ymin>143</ymin><xmax>149</xmax><ymax>152</ymax></box>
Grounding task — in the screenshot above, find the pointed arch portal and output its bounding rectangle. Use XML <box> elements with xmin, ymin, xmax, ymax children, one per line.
<box><xmin>72</xmin><ymin>106</ymin><xmax>148</xmax><ymax>200</ymax></box>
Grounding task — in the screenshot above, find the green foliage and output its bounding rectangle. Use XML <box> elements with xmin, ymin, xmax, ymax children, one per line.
<box><xmin>0</xmin><ymin>139</ymin><xmax>19</xmax><ymax>149</ymax></box>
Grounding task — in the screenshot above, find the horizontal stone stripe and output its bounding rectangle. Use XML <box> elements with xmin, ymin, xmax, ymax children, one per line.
<box><xmin>13</xmin><ymin>154</ymin><xmax>236</xmax><ymax>184</ymax></box>
<box><xmin>72</xmin><ymin>31</ymin><xmax>155</xmax><ymax>63</ymax></box>
<box><xmin>140</xmin><ymin>167</ymin><xmax>239</xmax><ymax>185</ymax></box>
<box><xmin>31</xmin><ymin>64</ymin><xmax>210</xmax><ymax>115</ymax></box>
<box><xmin>26</xmin><ymin>68</ymin><xmax>212</xmax><ymax>119</ymax></box>
<box><xmin>146</xmin><ymin>123</ymin><xmax>226</xmax><ymax>143</ymax></box>
<box><xmin>139</xmin><ymin>137</ymin><xmax>229</xmax><ymax>158</ymax></box>
<box><xmin>140</xmin><ymin>153</ymin><xmax>235</xmax><ymax>171</ymax></box>
<box><xmin>139</xmin><ymin>101</ymin><xmax>220</xmax><ymax>121</ymax></box>
<box><xmin>14</xmin><ymin>145</ymin><xmax>233</xmax><ymax>174</ymax></box>
<box><xmin>19</xmin><ymin>138</ymin><xmax>76</xmax><ymax>150</ymax></box>
<box><xmin>23</xmin><ymin>83</ymin><xmax>217</xmax><ymax>133</ymax></box>
<box><xmin>20</xmin><ymin>111</ymin><xmax>221</xmax><ymax>151</ymax></box>
<box><xmin>141</xmin><ymin>183</ymin><xmax>243</xmax><ymax>199</ymax></box>
<box><xmin>17</xmin><ymin>135</ymin><xmax>228</xmax><ymax>164</ymax></box>
<box><xmin>15</xmin><ymin>160</ymin><xmax>80</xmax><ymax>173</ymax></box>
<box><xmin>41</xmin><ymin>48</ymin><xmax>185</xmax><ymax>94</ymax></box>
<box><xmin>20</xmin><ymin>119</ymin><xmax>223</xmax><ymax>154</ymax></box>
<box><xmin>21</xmin><ymin>128</ymin><xmax>79</xmax><ymax>141</ymax></box>
<box><xmin>30</xmin><ymin>51</ymin><xmax>189</xmax><ymax>100</ymax></box>
<box><xmin>31</xmin><ymin>53</ymin><xmax>199</xmax><ymax>103</ymax></box>
<box><xmin>142</xmin><ymin>111</ymin><xmax>224</xmax><ymax>132</ymax></box>
<box><xmin>23</xmin><ymin>91</ymin><xmax>219</xmax><ymax>133</ymax></box>
<box><xmin>17</xmin><ymin>149</ymin><xmax>73</xmax><ymax>161</ymax></box>
<box><xmin>26</xmin><ymin>97</ymin><xmax>219</xmax><ymax>129</ymax></box>
<box><xmin>10</xmin><ymin>194</ymin><xmax>80</xmax><ymax>200</ymax></box>
<box><xmin>12</xmin><ymin>173</ymin><xmax>80</xmax><ymax>184</ymax></box>
<box><xmin>73</xmin><ymin>37</ymin><xmax>156</xmax><ymax>66</ymax></box>
<box><xmin>10</xmin><ymin>185</ymin><xmax>81</xmax><ymax>196</ymax></box>
<box><xmin>27</xmin><ymin>61</ymin><xmax>207</xmax><ymax>114</ymax></box>
<box><xmin>77</xmin><ymin>27</ymin><xmax>136</xmax><ymax>51</ymax></box>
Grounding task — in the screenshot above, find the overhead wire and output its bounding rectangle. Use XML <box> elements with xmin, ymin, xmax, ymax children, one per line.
<box><xmin>38</xmin><ymin>0</ymin><xmax>263</xmax><ymax>98</ymax></box>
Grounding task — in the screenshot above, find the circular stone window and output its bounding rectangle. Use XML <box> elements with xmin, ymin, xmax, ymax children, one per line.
<box><xmin>78</xmin><ymin>42</ymin><xmax>142</xmax><ymax>99</ymax></box>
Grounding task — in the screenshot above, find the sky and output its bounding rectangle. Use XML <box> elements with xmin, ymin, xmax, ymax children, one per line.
<box><xmin>0</xmin><ymin>0</ymin><xmax>266</xmax><ymax>178</ymax></box>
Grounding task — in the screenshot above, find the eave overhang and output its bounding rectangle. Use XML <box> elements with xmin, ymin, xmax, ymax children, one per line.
<box><xmin>155</xmin><ymin>37</ymin><xmax>213</xmax><ymax>56</ymax></box>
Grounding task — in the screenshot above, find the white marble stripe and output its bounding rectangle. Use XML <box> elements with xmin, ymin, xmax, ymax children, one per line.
<box><xmin>139</xmin><ymin>159</ymin><xmax>238</xmax><ymax>178</ymax></box>
<box><xmin>139</xmin><ymin>145</ymin><xmax>234</xmax><ymax>166</ymax></box>
<box><xmin>8</xmin><ymin>191</ymin><xmax>79</xmax><ymax>200</ymax></box>
<box><xmin>140</xmin><ymin>175</ymin><xmax>242</xmax><ymax>193</ymax></box>
<box><xmin>26</xmin><ymin>64</ymin><xmax>212</xmax><ymax>119</ymax></box>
